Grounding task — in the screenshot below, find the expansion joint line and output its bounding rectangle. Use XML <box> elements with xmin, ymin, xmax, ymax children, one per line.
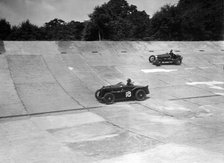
<box><xmin>105</xmin><ymin>120</ymin><xmax>165</xmax><ymax>144</ymax></box>
<box><xmin>75</xmin><ymin>50</ymin><xmax>110</xmax><ymax>85</ymax></box>
<box><xmin>41</xmin><ymin>55</ymin><xmax>85</xmax><ymax>108</ymax></box>
<box><xmin>0</xmin><ymin>106</ymin><xmax>105</xmax><ymax>119</ymax></box>
<box><xmin>6</xmin><ymin>56</ymin><xmax>30</xmax><ymax>115</ymax></box>
<box><xmin>169</xmin><ymin>94</ymin><xmax>221</xmax><ymax>101</ymax></box>
<box><xmin>138</xmin><ymin>103</ymin><xmax>174</xmax><ymax>118</ymax></box>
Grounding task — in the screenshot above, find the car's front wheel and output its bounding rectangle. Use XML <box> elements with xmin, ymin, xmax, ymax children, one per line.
<box><xmin>149</xmin><ymin>55</ymin><xmax>156</xmax><ymax>63</ymax></box>
<box><xmin>135</xmin><ymin>89</ymin><xmax>146</xmax><ymax>101</ymax></box>
<box><xmin>103</xmin><ymin>93</ymin><xmax>115</xmax><ymax>104</ymax></box>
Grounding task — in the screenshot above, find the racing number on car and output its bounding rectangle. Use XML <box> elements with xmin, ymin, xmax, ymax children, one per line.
<box><xmin>126</xmin><ymin>91</ymin><xmax>131</xmax><ymax>98</ymax></box>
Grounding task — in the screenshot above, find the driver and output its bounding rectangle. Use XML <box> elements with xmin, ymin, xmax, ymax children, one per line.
<box><xmin>169</xmin><ymin>49</ymin><xmax>175</xmax><ymax>57</ymax></box>
<box><xmin>126</xmin><ymin>78</ymin><xmax>134</xmax><ymax>86</ymax></box>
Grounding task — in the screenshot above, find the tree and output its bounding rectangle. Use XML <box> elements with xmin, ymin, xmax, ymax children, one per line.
<box><xmin>149</xmin><ymin>0</ymin><xmax>223</xmax><ymax>40</ymax></box>
<box><xmin>177</xmin><ymin>0</ymin><xmax>223</xmax><ymax>40</ymax></box>
<box><xmin>149</xmin><ymin>5</ymin><xmax>181</xmax><ymax>40</ymax></box>
<box><xmin>43</xmin><ymin>18</ymin><xmax>66</xmax><ymax>40</ymax></box>
<box><xmin>66</xmin><ymin>21</ymin><xmax>85</xmax><ymax>40</ymax></box>
<box><xmin>127</xmin><ymin>9</ymin><xmax>151</xmax><ymax>39</ymax></box>
<box><xmin>0</xmin><ymin>19</ymin><xmax>11</xmax><ymax>40</ymax></box>
<box><xmin>88</xmin><ymin>4</ymin><xmax>113</xmax><ymax>40</ymax></box>
<box><xmin>81</xmin><ymin>21</ymin><xmax>99</xmax><ymax>41</ymax></box>
<box><xmin>107</xmin><ymin>18</ymin><xmax>133</xmax><ymax>40</ymax></box>
<box><xmin>7</xmin><ymin>20</ymin><xmax>41</xmax><ymax>40</ymax></box>
<box><xmin>83</xmin><ymin>0</ymin><xmax>151</xmax><ymax>40</ymax></box>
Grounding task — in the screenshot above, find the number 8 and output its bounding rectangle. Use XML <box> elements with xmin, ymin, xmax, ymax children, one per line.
<box><xmin>126</xmin><ymin>91</ymin><xmax>131</xmax><ymax>97</ymax></box>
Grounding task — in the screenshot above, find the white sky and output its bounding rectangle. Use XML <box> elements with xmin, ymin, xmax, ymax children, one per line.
<box><xmin>0</xmin><ymin>0</ymin><xmax>179</xmax><ymax>26</ymax></box>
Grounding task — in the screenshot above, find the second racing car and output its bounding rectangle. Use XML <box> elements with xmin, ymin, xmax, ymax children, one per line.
<box><xmin>149</xmin><ymin>50</ymin><xmax>183</xmax><ymax>66</ymax></box>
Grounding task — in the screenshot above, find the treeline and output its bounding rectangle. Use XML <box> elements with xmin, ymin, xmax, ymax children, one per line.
<box><xmin>0</xmin><ymin>19</ymin><xmax>84</xmax><ymax>41</ymax></box>
<box><xmin>0</xmin><ymin>0</ymin><xmax>223</xmax><ymax>41</ymax></box>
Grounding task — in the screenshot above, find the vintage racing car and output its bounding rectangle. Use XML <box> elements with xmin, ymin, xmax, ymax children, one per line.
<box><xmin>149</xmin><ymin>50</ymin><xmax>183</xmax><ymax>66</ymax></box>
<box><xmin>95</xmin><ymin>80</ymin><xmax>149</xmax><ymax>104</ymax></box>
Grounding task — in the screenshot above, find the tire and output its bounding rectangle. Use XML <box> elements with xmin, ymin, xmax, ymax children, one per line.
<box><xmin>95</xmin><ymin>89</ymin><xmax>101</xmax><ymax>100</ymax></box>
<box><xmin>149</xmin><ymin>55</ymin><xmax>156</xmax><ymax>63</ymax></box>
<box><xmin>155</xmin><ymin>60</ymin><xmax>161</xmax><ymax>66</ymax></box>
<box><xmin>175</xmin><ymin>59</ymin><xmax>182</xmax><ymax>65</ymax></box>
<box><xmin>103</xmin><ymin>93</ymin><xmax>115</xmax><ymax>104</ymax></box>
<box><xmin>135</xmin><ymin>89</ymin><xmax>146</xmax><ymax>101</ymax></box>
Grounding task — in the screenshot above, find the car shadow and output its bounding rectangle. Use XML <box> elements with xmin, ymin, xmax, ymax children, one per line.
<box><xmin>154</xmin><ymin>62</ymin><xmax>181</xmax><ymax>66</ymax></box>
<box><xmin>96</xmin><ymin>96</ymin><xmax>151</xmax><ymax>105</ymax></box>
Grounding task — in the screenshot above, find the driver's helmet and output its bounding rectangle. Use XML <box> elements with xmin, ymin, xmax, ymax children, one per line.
<box><xmin>127</xmin><ymin>78</ymin><xmax>133</xmax><ymax>86</ymax></box>
<box><xmin>169</xmin><ymin>49</ymin><xmax>174</xmax><ymax>56</ymax></box>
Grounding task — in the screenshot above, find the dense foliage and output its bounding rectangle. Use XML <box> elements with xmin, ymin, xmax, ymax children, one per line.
<box><xmin>84</xmin><ymin>0</ymin><xmax>151</xmax><ymax>40</ymax></box>
<box><xmin>0</xmin><ymin>0</ymin><xmax>223</xmax><ymax>41</ymax></box>
<box><xmin>0</xmin><ymin>19</ymin><xmax>11</xmax><ymax>40</ymax></box>
<box><xmin>177</xmin><ymin>0</ymin><xmax>223</xmax><ymax>40</ymax></box>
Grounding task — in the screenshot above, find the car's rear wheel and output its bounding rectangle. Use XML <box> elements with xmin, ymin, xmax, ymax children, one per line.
<box><xmin>103</xmin><ymin>93</ymin><xmax>115</xmax><ymax>104</ymax></box>
<box><xmin>149</xmin><ymin>55</ymin><xmax>156</xmax><ymax>63</ymax></box>
<box><xmin>175</xmin><ymin>59</ymin><xmax>182</xmax><ymax>65</ymax></box>
<box><xmin>155</xmin><ymin>60</ymin><xmax>161</xmax><ymax>66</ymax></box>
<box><xmin>135</xmin><ymin>89</ymin><xmax>146</xmax><ymax>101</ymax></box>
<box><xmin>95</xmin><ymin>89</ymin><xmax>101</xmax><ymax>100</ymax></box>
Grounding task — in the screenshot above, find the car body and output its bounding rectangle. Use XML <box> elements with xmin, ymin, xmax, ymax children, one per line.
<box><xmin>95</xmin><ymin>82</ymin><xmax>149</xmax><ymax>104</ymax></box>
<box><xmin>149</xmin><ymin>52</ymin><xmax>183</xmax><ymax>66</ymax></box>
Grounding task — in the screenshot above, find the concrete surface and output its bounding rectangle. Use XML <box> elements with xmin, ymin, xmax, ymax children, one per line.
<box><xmin>0</xmin><ymin>41</ymin><xmax>224</xmax><ymax>162</ymax></box>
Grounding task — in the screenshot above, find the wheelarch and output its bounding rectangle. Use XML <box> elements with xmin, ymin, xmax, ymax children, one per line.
<box><xmin>95</xmin><ymin>89</ymin><xmax>102</xmax><ymax>100</ymax></box>
<box><xmin>132</xmin><ymin>87</ymin><xmax>146</xmax><ymax>94</ymax></box>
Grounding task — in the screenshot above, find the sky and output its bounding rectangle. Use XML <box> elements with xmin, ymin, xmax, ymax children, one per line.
<box><xmin>0</xmin><ymin>0</ymin><xmax>179</xmax><ymax>26</ymax></box>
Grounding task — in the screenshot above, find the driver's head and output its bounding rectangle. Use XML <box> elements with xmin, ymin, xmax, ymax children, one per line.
<box><xmin>170</xmin><ymin>49</ymin><xmax>173</xmax><ymax>53</ymax></box>
<box><xmin>127</xmin><ymin>78</ymin><xmax>131</xmax><ymax>83</ymax></box>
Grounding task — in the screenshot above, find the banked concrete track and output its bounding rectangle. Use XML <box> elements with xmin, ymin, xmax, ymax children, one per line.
<box><xmin>0</xmin><ymin>41</ymin><xmax>224</xmax><ymax>162</ymax></box>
